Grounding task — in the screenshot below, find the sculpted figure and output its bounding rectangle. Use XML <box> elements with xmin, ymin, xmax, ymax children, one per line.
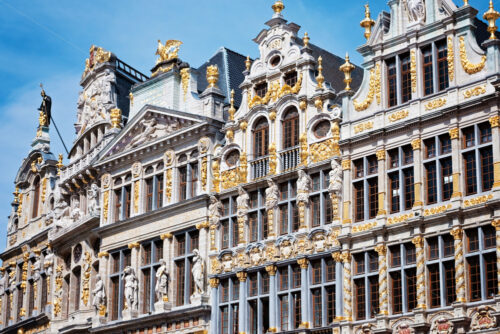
<box><xmin>87</xmin><ymin>183</ymin><xmax>100</xmax><ymax>216</ymax></box>
<box><xmin>208</xmin><ymin>196</ymin><xmax>223</xmax><ymax>226</ymax></box>
<box><xmin>92</xmin><ymin>275</ymin><xmax>106</xmax><ymax>314</ymax></box>
<box><xmin>53</xmin><ymin>184</ymin><xmax>70</xmax><ymax>225</ymax></box>
<box><xmin>265</xmin><ymin>178</ymin><xmax>279</xmax><ymax>210</ymax></box>
<box><xmin>0</xmin><ymin>271</ymin><xmax>7</xmax><ymax>295</ymax></box>
<box><xmin>296</xmin><ymin>170</ymin><xmax>312</xmax><ymax>204</ymax></box>
<box><xmin>328</xmin><ymin>158</ymin><xmax>342</xmax><ymax>196</ymax></box>
<box><xmin>122</xmin><ymin>266</ymin><xmax>138</xmax><ymax>310</ymax></box>
<box><xmin>102</xmin><ymin>69</ymin><xmax>115</xmax><ymax>104</ymax></box>
<box><xmin>70</xmin><ymin>197</ymin><xmax>82</xmax><ymax>222</ymax></box>
<box><xmin>128</xmin><ymin>117</ymin><xmax>168</xmax><ymax>148</ymax></box>
<box><xmin>38</xmin><ymin>86</ymin><xmax>52</xmax><ymax>126</ymax></box>
<box><xmin>43</xmin><ymin>248</ymin><xmax>54</xmax><ymax>276</ymax></box>
<box><xmin>191</xmin><ymin>249</ymin><xmax>204</xmax><ymax>295</ymax></box>
<box><xmin>32</xmin><ymin>253</ymin><xmax>41</xmax><ymax>282</ymax></box>
<box><xmin>236</xmin><ymin>186</ymin><xmax>249</xmax><ymax>222</ymax></box>
<box><xmin>404</xmin><ymin>0</ymin><xmax>426</xmax><ymax>23</ymax></box>
<box><xmin>155</xmin><ymin>259</ymin><xmax>169</xmax><ymax>301</ymax></box>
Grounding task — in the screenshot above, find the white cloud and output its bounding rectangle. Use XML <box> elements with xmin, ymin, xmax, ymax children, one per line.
<box><xmin>0</xmin><ymin>72</ymin><xmax>80</xmax><ymax>249</ymax></box>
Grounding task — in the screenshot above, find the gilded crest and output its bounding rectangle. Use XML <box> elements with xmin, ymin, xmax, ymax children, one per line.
<box><xmin>155</xmin><ymin>40</ymin><xmax>182</xmax><ymax>64</ymax></box>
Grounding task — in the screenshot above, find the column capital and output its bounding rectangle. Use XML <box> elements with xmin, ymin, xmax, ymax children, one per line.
<box><xmin>411</xmin><ymin>138</ymin><xmax>421</xmax><ymax>150</ymax></box>
<box><xmin>450</xmin><ymin>227</ymin><xmax>463</xmax><ymax>240</ymax></box>
<box><xmin>127</xmin><ymin>242</ymin><xmax>140</xmax><ymax>249</ymax></box>
<box><xmin>209</xmin><ymin>277</ymin><xmax>220</xmax><ymax>288</ymax></box>
<box><xmin>196</xmin><ymin>221</ymin><xmax>210</xmax><ymax>230</ymax></box>
<box><xmin>376</xmin><ymin>149</ymin><xmax>386</xmax><ymax>160</ymax></box>
<box><xmin>412</xmin><ymin>236</ymin><xmax>424</xmax><ymax>248</ymax></box>
<box><xmin>492</xmin><ymin>219</ymin><xmax>500</xmax><ymax>231</ymax></box>
<box><xmin>297</xmin><ymin>258</ymin><xmax>309</xmax><ymax>269</ymax></box>
<box><xmin>341</xmin><ymin>251</ymin><xmax>351</xmax><ymax>263</ymax></box>
<box><xmin>236</xmin><ymin>271</ymin><xmax>247</xmax><ymax>282</ymax></box>
<box><xmin>489</xmin><ymin>115</ymin><xmax>499</xmax><ymax>128</ymax></box>
<box><xmin>98</xmin><ymin>251</ymin><xmax>109</xmax><ymax>258</ymax></box>
<box><xmin>449</xmin><ymin>127</ymin><xmax>459</xmax><ymax>140</ymax></box>
<box><xmin>160</xmin><ymin>232</ymin><xmax>173</xmax><ymax>240</ymax></box>
<box><xmin>341</xmin><ymin>159</ymin><xmax>351</xmax><ymax>170</ymax></box>
<box><xmin>265</xmin><ymin>265</ymin><xmax>277</xmax><ymax>276</ymax></box>
<box><xmin>374</xmin><ymin>244</ymin><xmax>387</xmax><ymax>256</ymax></box>
<box><xmin>332</xmin><ymin>251</ymin><xmax>342</xmax><ymax>262</ymax></box>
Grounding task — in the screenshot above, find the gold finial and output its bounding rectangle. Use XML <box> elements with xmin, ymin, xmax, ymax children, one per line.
<box><xmin>13</xmin><ymin>187</ymin><xmax>19</xmax><ymax>204</ymax></box>
<box><xmin>245</xmin><ymin>56</ymin><xmax>251</xmax><ymax>72</ymax></box>
<box><xmin>339</xmin><ymin>53</ymin><xmax>356</xmax><ymax>91</ymax></box>
<box><xmin>110</xmin><ymin>108</ymin><xmax>122</xmax><ymax>129</ymax></box>
<box><xmin>228</xmin><ymin>89</ymin><xmax>236</xmax><ymax>121</ymax></box>
<box><xmin>463</xmin><ymin>0</ymin><xmax>469</xmax><ymax>5</ymax></box>
<box><xmin>303</xmin><ymin>32</ymin><xmax>310</xmax><ymax>48</ymax></box>
<box><xmin>484</xmin><ymin>0</ymin><xmax>500</xmax><ymax>40</ymax></box>
<box><xmin>360</xmin><ymin>4</ymin><xmax>376</xmax><ymax>40</ymax></box>
<box><xmin>206</xmin><ymin>65</ymin><xmax>219</xmax><ymax>88</ymax></box>
<box><xmin>272</xmin><ymin>0</ymin><xmax>285</xmax><ymax>15</ymax></box>
<box><xmin>129</xmin><ymin>92</ymin><xmax>134</xmax><ymax>106</ymax></box>
<box><xmin>56</xmin><ymin>154</ymin><xmax>64</xmax><ymax>175</ymax></box>
<box><xmin>316</xmin><ymin>56</ymin><xmax>325</xmax><ymax>89</ymax></box>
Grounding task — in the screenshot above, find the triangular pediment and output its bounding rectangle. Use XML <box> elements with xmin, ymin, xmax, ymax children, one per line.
<box><xmin>99</xmin><ymin>105</ymin><xmax>204</xmax><ymax>160</ymax></box>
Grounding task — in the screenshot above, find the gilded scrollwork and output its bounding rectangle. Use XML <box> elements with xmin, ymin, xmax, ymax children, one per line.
<box><xmin>424</xmin><ymin>98</ymin><xmax>447</xmax><ymax>111</ymax></box>
<box><xmin>447</xmin><ymin>37</ymin><xmax>455</xmax><ymax>81</ymax></box>
<box><xmin>180</xmin><ymin>68</ymin><xmax>190</xmax><ymax>101</ymax></box>
<box><xmin>353</xmin><ymin>121</ymin><xmax>373</xmax><ymax>134</ymax></box>
<box><xmin>459</xmin><ymin>36</ymin><xmax>486</xmax><ymax>75</ymax></box>
<box><xmin>463</xmin><ymin>85</ymin><xmax>486</xmax><ymax>99</ymax></box>
<box><xmin>309</xmin><ymin>138</ymin><xmax>336</xmax><ymax>164</ymax></box>
<box><xmin>221</xmin><ymin>168</ymin><xmax>239</xmax><ymax>190</ymax></box>
<box><xmin>410</xmin><ymin>50</ymin><xmax>417</xmax><ymax>93</ymax></box>
<box><xmin>247</xmin><ymin>73</ymin><xmax>303</xmax><ymax>109</ymax></box>
<box><xmin>463</xmin><ymin>194</ymin><xmax>493</xmax><ymax>207</ymax></box>
<box><xmin>353</xmin><ymin>65</ymin><xmax>378</xmax><ymax>111</ymax></box>
<box><xmin>388</xmin><ymin>110</ymin><xmax>409</xmax><ymax>123</ymax></box>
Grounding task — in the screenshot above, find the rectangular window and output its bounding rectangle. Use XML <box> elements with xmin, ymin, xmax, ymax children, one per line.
<box><xmin>441</xmin><ymin>158</ymin><xmax>453</xmax><ymax>201</ymax></box>
<box><xmin>354</xmin><ymin>182</ymin><xmax>364</xmax><ymax>222</ymax></box>
<box><xmin>422</xmin><ymin>46</ymin><xmax>434</xmax><ymax>96</ymax></box>
<box><xmin>480</xmin><ymin>147</ymin><xmax>494</xmax><ymax>191</ymax></box>
<box><xmin>389</xmin><ymin>172</ymin><xmax>400</xmax><ymax>213</ymax></box>
<box><xmin>437</xmin><ymin>40</ymin><xmax>449</xmax><ymax>91</ymax></box>
<box><xmin>355</xmin><ymin>279</ymin><xmax>366</xmax><ymax>320</ymax></box>
<box><xmin>179</xmin><ymin>167</ymin><xmax>187</xmax><ymax>200</ymax></box>
<box><xmin>190</xmin><ymin>162</ymin><xmax>199</xmax><ymax>197</ymax></box>
<box><xmin>114</xmin><ymin>188</ymin><xmax>122</xmax><ymax>222</ymax></box>
<box><xmin>255</xmin><ymin>82</ymin><xmax>267</xmax><ymax>98</ymax></box>
<box><xmin>312</xmin><ymin>288</ymin><xmax>322</xmax><ymax>327</ymax></box>
<box><xmin>391</xmin><ymin>272</ymin><xmax>402</xmax><ymax>314</ymax></box>
<box><xmin>428</xmin><ymin>237</ymin><xmax>439</xmax><ymax>260</ymax></box>
<box><xmin>391</xmin><ymin>246</ymin><xmax>401</xmax><ymax>267</ymax></box>
<box><xmin>311</xmin><ymin>195</ymin><xmax>321</xmax><ymax>227</ymax></box>
<box><xmin>464</xmin><ymin>151</ymin><xmax>477</xmax><ymax>195</ymax></box>
<box><xmin>156</xmin><ymin>174</ymin><xmax>163</xmax><ymax>208</ymax></box>
<box><xmin>249</xmin><ymin>213</ymin><xmax>258</xmax><ymax>242</ymax></box>
<box><xmin>221</xmin><ymin>221</ymin><xmax>229</xmax><ymax>249</ymax></box>
<box><xmin>406</xmin><ymin>268</ymin><xmax>417</xmax><ymax>311</ymax></box>
<box><xmin>440</xmin><ymin>134</ymin><xmax>452</xmax><ymax>154</ymax></box>
<box><xmin>425</xmin><ymin>138</ymin><xmax>436</xmax><ymax>159</ymax></box>
<box><xmin>280</xmin><ymin>295</ymin><xmax>289</xmax><ymax>330</ymax></box>
<box><xmin>468</xmin><ymin>256</ymin><xmax>481</xmax><ymax>301</ymax></box>
<box><xmin>145</xmin><ymin>178</ymin><xmax>153</xmax><ymax>212</ymax></box>
<box><xmin>428</xmin><ymin>264</ymin><xmax>440</xmax><ymax>308</ymax></box>
<box><xmin>123</xmin><ymin>185</ymin><xmax>131</xmax><ymax>219</ymax></box>
<box><xmin>403</xmin><ymin>168</ymin><xmax>414</xmax><ymax>210</ymax></box>
<box><xmin>426</xmin><ymin>162</ymin><xmax>437</xmax><ymax>204</ymax></box>
<box><xmin>401</xmin><ymin>54</ymin><xmax>412</xmax><ymax>103</ymax></box>
<box><xmin>387</xmin><ymin>59</ymin><xmax>397</xmax><ymax>107</ymax></box>
<box><xmin>368</xmin><ymin>178</ymin><xmax>378</xmax><ymax>219</ymax></box>
<box><xmin>485</xmin><ymin>253</ymin><xmax>499</xmax><ymax>298</ymax></box>
<box><xmin>444</xmin><ymin>262</ymin><xmax>455</xmax><ymax>305</ymax></box>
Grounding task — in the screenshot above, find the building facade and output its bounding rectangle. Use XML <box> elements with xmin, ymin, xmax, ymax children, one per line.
<box><xmin>1</xmin><ymin>1</ymin><xmax>500</xmax><ymax>334</ymax></box>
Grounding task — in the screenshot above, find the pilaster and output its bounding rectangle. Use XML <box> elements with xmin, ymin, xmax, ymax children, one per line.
<box><xmin>236</xmin><ymin>271</ymin><xmax>247</xmax><ymax>334</ymax></box>
<box><xmin>266</xmin><ymin>265</ymin><xmax>277</xmax><ymax>332</ymax></box>
<box><xmin>449</xmin><ymin>128</ymin><xmax>463</xmax><ymax>199</ymax></box>
<box><xmin>297</xmin><ymin>258</ymin><xmax>309</xmax><ymax>328</ymax></box>
<box><xmin>342</xmin><ymin>159</ymin><xmax>352</xmax><ymax>225</ymax></box>
<box><xmin>411</xmin><ymin>138</ymin><xmax>423</xmax><ymax>207</ymax></box>
<box><xmin>376</xmin><ymin>149</ymin><xmax>387</xmax><ymax>216</ymax></box>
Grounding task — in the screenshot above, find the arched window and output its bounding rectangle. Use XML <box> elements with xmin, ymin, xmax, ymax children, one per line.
<box><xmin>32</xmin><ymin>176</ymin><xmax>41</xmax><ymax>218</ymax></box>
<box><xmin>282</xmin><ymin>108</ymin><xmax>299</xmax><ymax>149</ymax></box>
<box><xmin>253</xmin><ymin>118</ymin><xmax>269</xmax><ymax>158</ymax></box>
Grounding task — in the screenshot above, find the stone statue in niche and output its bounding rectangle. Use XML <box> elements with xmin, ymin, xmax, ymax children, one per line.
<box><xmin>265</xmin><ymin>178</ymin><xmax>279</xmax><ymax>211</ymax></box>
<box><xmin>87</xmin><ymin>183</ymin><xmax>100</xmax><ymax>216</ymax></box>
<box><xmin>403</xmin><ymin>0</ymin><xmax>426</xmax><ymax>23</ymax></box>
<box><xmin>328</xmin><ymin>158</ymin><xmax>342</xmax><ymax>196</ymax></box>
<box><xmin>122</xmin><ymin>266</ymin><xmax>138</xmax><ymax>310</ymax></box>
<box><xmin>32</xmin><ymin>253</ymin><xmax>41</xmax><ymax>282</ymax></box>
<box><xmin>70</xmin><ymin>197</ymin><xmax>82</xmax><ymax>222</ymax></box>
<box><xmin>155</xmin><ymin>259</ymin><xmax>169</xmax><ymax>302</ymax></box>
<box><xmin>0</xmin><ymin>270</ymin><xmax>7</xmax><ymax>295</ymax></box>
<box><xmin>208</xmin><ymin>196</ymin><xmax>223</xmax><ymax>226</ymax></box>
<box><xmin>92</xmin><ymin>274</ymin><xmax>106</xmax><ymax>314</ymax></box>
<box><xmin>236</xmin><ymin>186</ymin><xmax>249</xmax><ymax>221</ymax></box>
<box><xmin>43</xmin><ymin>248</ymin><xmax>54</xmax><ymax>276</ymax></box>
<box><xmin>191</xmin><ymin>249</ymin><xmax>204</xmax><ymax>295</ymax></box>
<box><xmin>296</xmin><ymin>170</ymin><xmax>312</xmax><ymax>204</ymax></box>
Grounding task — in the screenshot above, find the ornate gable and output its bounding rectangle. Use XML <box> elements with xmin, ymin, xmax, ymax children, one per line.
<box><xmin>100</xmin><ymin>107</ymin><xmax>203</xmax><ymax>160</ymax></box>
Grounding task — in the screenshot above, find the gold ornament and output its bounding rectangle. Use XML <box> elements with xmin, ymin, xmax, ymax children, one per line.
<box><xmin>228</xmin><ymin>89</ymin><xmax>236</xmax><ymax>121</ymax></box>
<box><xmin>316</xmin><ymin>56</ymin><xmax>325</xmax><ymax>89</ymax></box>
<box><xmin>206</xmin><ymin>65</ymin><xmax>219</xmax><ymax>88</ymax></box>
<box><xmin>303</xmin><ymin>32</ymin><xmax>310</xmax><ymax>47</ymax></box>
<box><xmin>449</xmin><ymin>128</ymin><xmax>459</xmax><ymax>140</ymax></box>
<box><xmin>360</xmin><ymin>4</ymin><xmax>375</xmax><ymax>40</ymax></box>
<box><xmin>388</xmin><ymin>110</ymin><xmax>409</xmax><ymax>123</ymax></box>
<box><xmin>484</xmin><ymin>0</ymin><xmax>500</xmax><ymax>40</ymax></box>
<box><xmin>411</xmin><ymin>50</ymin><xmax>417</xmax><ymax>93</ymax></box>
<box><xmin>272</xmin><ymin>0</ymin><xmax>284</xmax><ymax>14</ymax></box>
<box><xmin>110</xmin><ymin>108</ymin><xmax>122</xmax><ymax>129</ymax></box>
<box><xmin>155</xmin><ymin>40</ymin><xmax>182</xmax><ymax>64</ymax></box>
<box><xmin>180</xmin><ymin>68</ymin><xmax>190</xmax><ymax>102</ymax></box>
<box><xmin>339</xmin><ymin>53</ymin><xmax>355</xmax><ymax>91</ymax></box>
<box><xmin>463</xmin><ymin>85</ymin><xmax>487</xmax><ymax>99</ymax></box>
<box><xmin>447</xmin><ymin>37</ymin><xmax>455</xmax><ymax>81</ymax></box>
<box><xmin>425</xmin><ymin>98</ymin><xmax>447</xmax><ymax>111</ymax></box>
<box><xmin>459</xmin><ymin>36</ymin><xmax>486</xmax><ymax>74</ymax></box>
<box><xmin>353</xmin><ymin>63</ymin><xmax>380</xmax><ymax>111</ymax></box>
<box><xmin>300</xmin><ymin>132</ymin><xmax>308</xmax><ymax>166</ymax></box>
<box><xmin>245</xmin><ymin>56</ymin><xmax>251</xmax><ymax>72</ymax></box>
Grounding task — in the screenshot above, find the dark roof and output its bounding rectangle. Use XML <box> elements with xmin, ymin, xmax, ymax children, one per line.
<box><xmin>196</xmin><ymin>47</ymin><xmax>248</xmax><ymax>107</ymax></box>
<box><xmin>308</xmin><ymin>42</ymin><xmax>364</xmax><ymax>95</ymax></box>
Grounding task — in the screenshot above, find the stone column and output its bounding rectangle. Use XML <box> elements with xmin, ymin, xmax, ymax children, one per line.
<box><xmin>332</xmin><ymin>252</ymin><xmax>343</xmax><ymax>320</ymax></box>
<box><xmin>265</xmin><ymin>265</ymin><xmax>277</xmax><ymax>332</ymax></box>
<box><xmin>97</xmin><ymin>251</ymin><xmax>109</xmax><ymax>318</ymax></box>
<box><xmin>412</xmin><ymin>236</ymin><xmax>426</xmax><ymax>309</ymax></box>
<box><xmin>267</xmin><ymin>207</ymin><xmax>276</xmax><ymax>238</ymax></box>
<box><xmin>208</xmin><ymin>278</ymin><xmax>219</xmax><ymax>334</ymax></box>
<box><xmin>160</xmin><ymin>233</ymin><xmax>173</xmax><ymax>303</ymax></box>
<box><xmin>341</xmin><ymin>160</ymin><xmax>352</xmax><ymax>224</ymax></box>
<box><xmin>411</xmin><ymin>139</ymin><xmax>423</xmax><ymax>207</ymax></box>
<box><xmin>209</xmin><ymin>224</ymin><xmax>218</xmax><ymax>252</ymax></box>
<box><xmin>450</xmin><ymin>228</ymin><xmax>465</xmax><ymax>303</ymax></box>
<box><xmin>341</xmin><ymin>252</ymin><xmax>352</xmax><ymax>321</ymax></box>
<box><xmin>236</xmin><ymin>271</ymin><xmax>247</xmax><ymax>334</ymax></box>
<box><xmin>449</xmin><ymin>128</ymin><xmax>463</xmax><ymax>199</ymax></box>
<box><xmin>490</xmin><ymin>116</ymin><xmax>500</xmax><ymax>190</ymax></box>
<box><xmin>375</xmin><ymin>244</ymin><xmax>388</xmax><ymax>315</ymax></box>
<box><xmin>297</xmin><ymin>258</ymin><xmax>309</xmax><ymax>328</ymax></box>
<box><xmin>376</xmin><ymin>149</ymin><xmax>387</xmax><ymax>216</ymax></box>
<box><xmin>492</xmin><ymin>220</ymin><xmax>500</xmax><ymax>293</ymax></box>
<box><xmin>127</xmin><ymin>242</ymin><xmax>140</xmax><ymax>272</ymax></box>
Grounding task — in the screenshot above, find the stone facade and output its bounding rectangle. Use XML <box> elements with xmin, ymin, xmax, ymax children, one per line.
<box><xmin>1</xmin><ymin>1</ymin><xmax>500</xmax><ymax>334</ymax></box>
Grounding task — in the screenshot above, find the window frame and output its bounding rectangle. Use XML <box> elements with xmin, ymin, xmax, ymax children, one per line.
<box><xmin>388</xmin><ymin>243</ymin><xmax>417</xmax><ymax>315</ymax></box>
<box><xmin>426</xmin><ymin>235</ymin><xmax>456</xmax><ymax>308</ymax></box>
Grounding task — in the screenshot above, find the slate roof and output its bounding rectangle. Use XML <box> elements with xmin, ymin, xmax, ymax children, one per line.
<box><xmin>197</xmin><ymin>47</ymin><xmax>248</xmax><ymax>107</ymax></box>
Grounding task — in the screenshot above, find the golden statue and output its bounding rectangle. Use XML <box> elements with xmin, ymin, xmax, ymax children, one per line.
<box><xmin>156</xmin><ymin>40</ymin><xmax>183</xmax><ymax>64</ymax></box>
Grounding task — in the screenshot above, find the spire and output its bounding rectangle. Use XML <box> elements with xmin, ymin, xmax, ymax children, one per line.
<box><xmin>228</xmin><ymin>89</ymin><xmax>236</xmax><ymax>121</ymax></box>
<box><xmin>484</xmin><ymin>0</ymin><xmax>500</xmax><ymax>40</ymax></box>
<box><xmin>316</xmin><ymin>56</ymin><xmax>325</xmax><ymax>89</ymax></box>
<box><xmin>360</xmin><ymin>3</ymin><xmax>375</xmax><ymax>40</ymax></box>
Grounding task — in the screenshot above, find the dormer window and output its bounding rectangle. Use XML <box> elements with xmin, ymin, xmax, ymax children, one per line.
<box><xmin>284</xmin><ymin>71</ymin><xmax>298</xmax><ymax>87</ymax></box>
<box><xmin>255</xmin><ymin>82</ymin><xmax>268</xmax><ymax>98</ymax></box>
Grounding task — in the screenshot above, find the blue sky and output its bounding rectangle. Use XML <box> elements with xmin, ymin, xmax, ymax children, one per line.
<box><xmin>0</xmin><ymin>0</ymin><xmax>492</xmax><ymax>248</ymax></box>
